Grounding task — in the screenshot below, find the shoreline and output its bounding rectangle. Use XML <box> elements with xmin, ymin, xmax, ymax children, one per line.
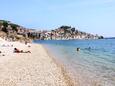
<box><xmin>0</xmin><ymin>39</ymin><xmax>74</xmax><ymax>86</ymax></box>
<box><xmin>41</xmin><ymin>44</ymin><xmax>75</xmax><ymax>86</ymax></box>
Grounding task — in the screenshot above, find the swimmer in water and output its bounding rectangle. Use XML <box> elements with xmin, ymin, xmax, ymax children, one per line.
<box><xmin>76</xmin><ymin>48</ymin><xmax>80</xmax><ymax>51</ymax></box>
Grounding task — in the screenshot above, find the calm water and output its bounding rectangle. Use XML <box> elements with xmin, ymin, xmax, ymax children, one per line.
<box><xmin>34</xmin><ymin>39</ymin><xmax>115</xmax><ymax>86</ymax></box>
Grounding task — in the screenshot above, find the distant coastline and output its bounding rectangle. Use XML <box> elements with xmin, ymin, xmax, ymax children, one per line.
<box><xmin>104</xmin><ymin>37</ymin><xmax>115</xmax><ymax>39</ymax></box>
<box><xmin>0</xmin><ymin>20</ymin><xmax>104</xmax><ymax>41</ymax></box>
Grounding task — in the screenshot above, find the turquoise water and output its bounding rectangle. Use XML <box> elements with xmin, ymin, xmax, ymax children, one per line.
<box><xmin>34</xmin><ymin>39</ymin><xmax>115</xmax><ymax>86</ymax></box>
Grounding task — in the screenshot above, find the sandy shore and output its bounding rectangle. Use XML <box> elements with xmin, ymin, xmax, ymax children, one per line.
<box><xmin>0</xmin><ymin>39</ymin><xmax>73</xmax><ymax>86</ymax></box>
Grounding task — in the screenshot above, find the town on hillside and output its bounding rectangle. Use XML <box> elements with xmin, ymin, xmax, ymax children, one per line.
<box><xmin>0</xmin><ymin>20</ymin><xmax>103</xmax><ymax>41</ymax></box>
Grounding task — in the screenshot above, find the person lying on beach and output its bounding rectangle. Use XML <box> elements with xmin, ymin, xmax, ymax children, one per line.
<box><xmin>25</xmin><ymin>41</ymin><xmax>28</xmax><ymax>45</ymax></box>
<box><xmin>0</xmin><ymin>51</ymin><xmax>5</xmax><ymax>56</ymax></box>
<box><xmin>14</xmin><ymin>48</ymin><xmax>31</xmax><ymax>53</ymax></box>
<box><xmin>2</xmin><ymin>44</ymin><xmax>13</xmax><ymax>47</ymax></box>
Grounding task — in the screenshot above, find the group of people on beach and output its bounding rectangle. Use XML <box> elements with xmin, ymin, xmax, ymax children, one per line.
<box><xmin>0</xmin><ymin>41</ymin><xmax>31</xmax><ymax>56</ymax></box>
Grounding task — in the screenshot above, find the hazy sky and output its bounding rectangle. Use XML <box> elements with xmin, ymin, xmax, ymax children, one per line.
<box><xmin>0</xmin><ymin>0</ymin><xmax>115</xmax><ymax>37</ymax></box>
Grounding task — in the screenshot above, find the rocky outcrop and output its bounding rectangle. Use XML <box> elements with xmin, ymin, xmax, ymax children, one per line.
<box><xmin>0</xmin><ymin>20</ymin><xmax>34</xmax><ymax>41</ymax></box>
<box><xmin>0</xmin><ymin>20</ymin><xmax>103</xmax><ymax>41</ymax></box>
<box><xmin>39</xmin><ymin>25</ymin><xmax>104</xmax><ymax>40</ymax></box>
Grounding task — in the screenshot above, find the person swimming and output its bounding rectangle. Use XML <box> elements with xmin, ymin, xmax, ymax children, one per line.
<box><xmin>76</xmin><ymin>48</ymin><xmax>80</xmax><ymax>51</ymax></box>
<box><xmin>84</xmin><ymin>47</ymin><xmax>91</xmax><ymax>51</ymax></box>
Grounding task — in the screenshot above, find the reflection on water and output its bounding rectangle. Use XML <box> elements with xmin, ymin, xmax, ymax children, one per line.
<box><xmin>34</xmin><ymin>39</ymin><xmax>115</xmax><ymax>86</ymax></box>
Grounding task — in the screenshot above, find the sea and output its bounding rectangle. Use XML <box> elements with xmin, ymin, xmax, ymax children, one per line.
<box><xmin>34</xmin><ymin>39</ymin><xmax>115</xmax><ymax>86</ymax></box>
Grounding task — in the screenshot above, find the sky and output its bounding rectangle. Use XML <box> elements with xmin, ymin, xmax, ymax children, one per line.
<box><xmin>0</xmin><ymin>0</ymin><xmax>115</xmax><ymax>37</ymax></box>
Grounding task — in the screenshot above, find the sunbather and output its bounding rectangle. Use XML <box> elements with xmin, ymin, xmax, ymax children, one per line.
<box><xmin>0</xmin><ymin>51</ymin><xmax>5</xmax><ymax>56</ymax></box>
<box><xmin>14</xmin><ymin>48</ymin><xmax>31</xmax><ymax>53</ymax></box>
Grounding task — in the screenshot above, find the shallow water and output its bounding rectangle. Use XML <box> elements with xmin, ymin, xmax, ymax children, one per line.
<box><xmin>34</xmin><ymin>39</ymin><xmax>115</xmax><ymax>86</ymax></box>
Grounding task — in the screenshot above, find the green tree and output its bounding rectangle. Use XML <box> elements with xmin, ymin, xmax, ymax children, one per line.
<box><xmin>60</xmin><ymin>26</ymin><xmax>71</xmax><ymax>29</ymax></box>
<box><xmin>2</xmin><ymin>21</ymin><xmax>8</xmax><ymax>33</ymax></box>
<box><xmin>99</xmin><ymin>36</ymin><xmax>104</xmax><ymax>39</ymax></box>
<box><xmin>71</xmin><ymin>27</ymin><xmax>75</xmax><ymax>34</ymax></box>
<box><xmin>60</xmin><ymin>25</ymin><xmax>71</xmax><ymax>36</ymax></box>
<box><xmin>11</xmin><ymin>24</ymin><xmax>18</xmax><ymax>32</ymax></box>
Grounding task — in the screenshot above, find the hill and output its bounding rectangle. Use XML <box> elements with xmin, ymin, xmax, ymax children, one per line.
<box><xmin>38</xmin><ymin>25</ymin><xmax>104</xmax><ymax>40</ymax></box>
<box><xmin>0</xmin><ymin>20</ymin><xmax>103</xmax><ymax>41</ymax></box>
<box><xmin>0</xmin><ymin>20</ymin><xmax>34</xmax><ymax>42</ymax></box>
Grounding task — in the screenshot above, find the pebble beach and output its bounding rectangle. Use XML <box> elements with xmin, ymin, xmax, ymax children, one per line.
<box><xmin>0</xmin><ymin>38</ymin><xmax>73</xmax><ymax>86</ymax></box>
